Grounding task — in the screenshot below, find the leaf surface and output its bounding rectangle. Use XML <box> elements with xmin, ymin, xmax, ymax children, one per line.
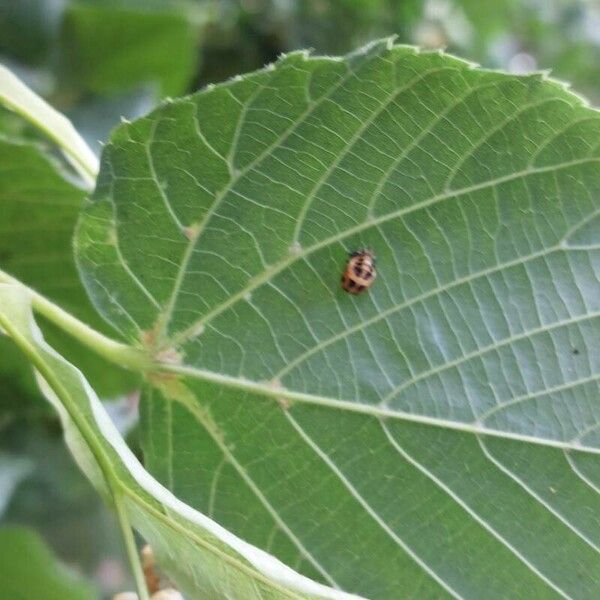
<box><xmin>76</xmin><ymin>40</ymin><xmax>600</xmax><ymax>598</ymax></box>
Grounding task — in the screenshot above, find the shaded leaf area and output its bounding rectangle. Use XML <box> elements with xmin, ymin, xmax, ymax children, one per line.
<box><xmin>76</xmin><ymin>41</ymin><xmax>600</xmax><ymax>598</ymax></box>
<box><xmin>0</xmin><ymin>285</ymin><xmax>362</xmax><ymax>600</ymax></box>
<box><xmin>60</xmin><ymin>2</ymin><xmax>200</xmax><ymax>98</ymax></box>
<box><xmin>0</xmin><ymin>526</ymin><xmax>97</xmax><ymax>600</ymax></box>
<box><xmin>1</xmin><ymin>418</ymin><xmax>131</xmax><ymax>597</ymax></box>
<box><xmin>0</xmin><ymin>452</ymin><xmax>32</xmax><ymax>516</ymax></box>
<box><xmin>0</xmin><ymin>1</ymin><xmax>201</xmax><ymax>99</ymax></box>
<box><xmin>0</xmin><ymin>137</ymin><xmax>137</xmax><ymax>409</ymax></box>
<box><xmin>0</xmin><ymin>0</ymin><xmax>62</xmax><ymax>65</ymax></box>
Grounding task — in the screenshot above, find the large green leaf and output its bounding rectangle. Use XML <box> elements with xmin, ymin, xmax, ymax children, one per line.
<box><xmin>0</xmin><ymin>284</ymin><xmax>359</xmax><ymax>600</ymax></box>
<box><xmin>76</xmin><ymin>40</ymin><xmax>600</xmax><ymax>598</ymax></box>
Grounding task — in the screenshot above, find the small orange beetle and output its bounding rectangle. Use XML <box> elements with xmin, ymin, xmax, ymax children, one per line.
<box><xmin>341</xmin><ymin>249</ymin><xmax>376</xmax><ymax>294</ymax></box>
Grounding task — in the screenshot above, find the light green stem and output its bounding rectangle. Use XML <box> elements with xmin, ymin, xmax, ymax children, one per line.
<box><xmin>0</xmin><ymin>268</ymin><xmax>151</xmax><ymax>371</ymax></box>
<box><xmin>114</xmin><ymin>493</ymin><xmax>151</xmax><ymax>600</ymax></box>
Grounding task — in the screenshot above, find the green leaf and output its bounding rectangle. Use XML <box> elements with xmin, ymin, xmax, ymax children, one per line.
<box><xmin>60</xmin><ymin>3</ymin><xmax>200</xmax><ymax>98</ymax></box>
<box><xmin>0</xmin><ymin>526</ymin><xmax>97</xmax><ymax>600</ymax></box>
<box><xmin>0</xmin><ymin>137</ymin><xmax>137</xmax><ymax>407</ymax></box>
<box><xmin>0</xmin><ymin>62</ymin><xmax>98</xmax><ymax>185</ymax></box>
<box><xmin>0</xmin><ymin>284</ymin><xmax>362</xmax><ymax>600</ymax></box>
<box><xmin>76</xmin><ymin>40</ymin><xmax>600</xmax><ymax>598</ymax></box>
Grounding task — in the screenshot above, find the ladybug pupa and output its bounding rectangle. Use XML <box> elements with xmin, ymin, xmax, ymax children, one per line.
<box><xmin>341</xmin><ymin>249</ymin><xmax>376</xmax><ymax>294</ymax></box>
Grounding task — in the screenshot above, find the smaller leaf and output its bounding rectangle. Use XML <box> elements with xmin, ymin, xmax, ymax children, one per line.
<box><xmin>0</xmin><ymin>62</ymin><xmax>98</xmax><ymax>184</ymax></box>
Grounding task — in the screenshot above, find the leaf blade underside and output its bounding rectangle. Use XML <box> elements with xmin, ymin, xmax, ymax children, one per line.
<box><xmin>76</xmin><ymin>40</ymin><xmax>600</xmax><ymax>598</ymax></box>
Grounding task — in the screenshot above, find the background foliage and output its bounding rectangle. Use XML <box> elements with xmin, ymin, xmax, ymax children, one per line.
<box><xmin>1</xmin><ymin>1</ymin><xmax>599</xmax><ymax>598</ymax></box>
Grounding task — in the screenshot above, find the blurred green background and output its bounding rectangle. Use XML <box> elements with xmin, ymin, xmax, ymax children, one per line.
<box><xmin>1</xmin><ymin>1</ymin><xmax>599</xmax><ymax>597</ymax></box>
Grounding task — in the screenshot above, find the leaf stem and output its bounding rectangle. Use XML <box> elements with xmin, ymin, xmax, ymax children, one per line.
<box><xmin>0</xmin><ymin>268</ymin><xmax>151</xmax><ymax>372</ymax></box>
<box><xmin>114</xmin><ymin>492</ymin><xmax>151</xmax><ymax>600</ymax></box>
